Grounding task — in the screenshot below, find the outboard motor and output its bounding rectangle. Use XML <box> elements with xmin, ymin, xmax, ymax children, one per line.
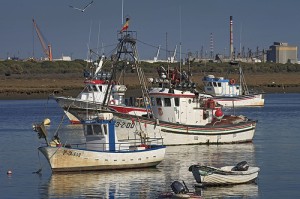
<box><xmin>171</xmin><ymin>181</ymin><xmax>188</xmax><ymax>194</ymax></box>
<box><xmin>188</xmin><ymin>165</ymin><xmax>202</xmax><ymax>183</ymax></box>
<box><xmin>232</xmin><ymin>161</ymin><xmax>249</xmax><ymax>171</ymax></box>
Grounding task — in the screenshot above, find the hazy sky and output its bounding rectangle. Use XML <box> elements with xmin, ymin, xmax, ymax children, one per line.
<box><xmin>1</xmin><ymin>0</ymin><xmax>300</xmax><ymax>60</ymax></box>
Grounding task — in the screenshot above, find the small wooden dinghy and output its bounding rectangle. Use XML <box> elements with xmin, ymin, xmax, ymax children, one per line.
<box><xmin>189</xmin><ymin>161</ymin><xmax>260</xmax><ymax>186</ymax></box>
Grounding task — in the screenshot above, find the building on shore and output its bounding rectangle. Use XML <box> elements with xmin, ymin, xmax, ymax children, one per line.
<box><xmin>267</xmin><ymin>42</ymin><xmax>298</xmax><ymax>64</ymax></box>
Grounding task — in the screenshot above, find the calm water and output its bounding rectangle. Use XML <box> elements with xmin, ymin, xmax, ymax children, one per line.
<box><xmin>0</xmin><ymin>93</ymin><xmax>299</xmax><ymax>198</ymax></box>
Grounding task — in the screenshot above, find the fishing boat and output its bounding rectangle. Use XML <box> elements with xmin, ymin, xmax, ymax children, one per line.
<box><xmin>189</xmin><ymin>161</ymin><xmax>260</xmax><ymax>186</ymax></box>
<box><xmin>33</xmin><ymin>113</ymin><xmax>166</xmax><ymax>172</ymax></box>
<box><xmin>52</xmin><ymin>55</ymin><xmax>148</xmax><ymax>124</ymax></box>
<box><xmin>202</xmin><ymin>64</ymin><xmax>264</xmax><ymax>107</ymax></box>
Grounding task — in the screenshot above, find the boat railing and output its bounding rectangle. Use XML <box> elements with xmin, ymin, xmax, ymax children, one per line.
<box><xmin>120</xmin><ymin>137</ymin><xmax>164</xmax><ymax>146</ymax></box>
<box><xmin>54</xmin><ymin>137</ymin><xmax>164</xmax><ymax>151</ymax></box>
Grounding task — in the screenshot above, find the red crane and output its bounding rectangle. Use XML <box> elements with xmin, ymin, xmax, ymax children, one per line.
<box><xmin>32</xmin><ymin>18</ymin><xmax>53</xmax><ymax>61</ymax></box>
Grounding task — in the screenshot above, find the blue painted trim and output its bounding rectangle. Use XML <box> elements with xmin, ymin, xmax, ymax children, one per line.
<box><xmin>108</xmin><ymin>121</ymin><xmax>116</xmax><ymax>151</ymax></box>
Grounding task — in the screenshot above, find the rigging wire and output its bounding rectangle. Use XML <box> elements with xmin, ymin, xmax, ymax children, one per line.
<box><xmin>136</xmin><ymin>39</ymin><xmax>187</xmax><ymax>58</ymax></box>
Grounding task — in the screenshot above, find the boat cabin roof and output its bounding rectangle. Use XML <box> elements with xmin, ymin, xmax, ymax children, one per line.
<box><xmin>203</xmin><ymin>75</ymin><xmax>229</xmax><ymax>83</ymax></box>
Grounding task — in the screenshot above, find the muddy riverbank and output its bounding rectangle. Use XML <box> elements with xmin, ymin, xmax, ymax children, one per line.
<box><xmin>0</xmin><ymin>72</ymin><xmax>299</xmax><ymax>100</ymax></box>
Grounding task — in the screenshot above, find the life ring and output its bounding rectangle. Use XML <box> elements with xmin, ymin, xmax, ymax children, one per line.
<box><xmin>229</xmin><ymin>79</ymin><xmax>235</xmax><ymax>85</ymax></box>
<box><xmin>158</xmin><ymin>107</ymin><xmax>163</xmax><ymax>116</ymax></box>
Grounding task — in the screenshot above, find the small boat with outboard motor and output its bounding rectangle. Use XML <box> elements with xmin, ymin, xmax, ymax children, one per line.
<box><xmin>189</xmin><ymin>161</ymin><xmax>260</xmax><ymax>187</ymax></box>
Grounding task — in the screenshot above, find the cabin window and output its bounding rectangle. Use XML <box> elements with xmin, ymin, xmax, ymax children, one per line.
<box><xmin>99</xmin><ymin>86</ymin><xmax>102</xmax><ymax>92</ymax></box>
<box><xmin>92</xmin><ymin>85</ymin><xmax>98</xmax><ymax>92</ymax></box>
<box><xmin>209</xmin><ymin>82</ymin><xmax>213</xmax><ymax>86</ymax></box>
<box><xmin>151</xmin><ymin>97</ymin><xmax>155</xmax><ymax>106</ymax></box>
<box><xmin>218</xmin><ymin>82</ymin><xmax>221</xmax><ymax>87</ymax></box>
<box><xmin>86</xmin><ymin>125</ymin><xmax>93</xmax><ymax>135</ymax></box>
<box><xmin>93</xmin><ymin>125</ymin><xmax>103</xmax><ymax>135</ymax></box>
<box><xmin>213</xmin><ymin>82</ymin><xmax>217</xmax><ymax>87</ymax></box>
<box><xmin>156</xmin><ymin>98</ymin><xmax>162</xmax><ymax>106</ymax></box>
<box><xmin>175</xmin><ymin>98</ymin><xmax>180</xmax><ymax>106</ymax></box>
<box><xmin>164</xmin><ymin>98</ymin><xmax>171</xmax><ymax>107</ymax></box>
<box><xmin>103</xmin><ymin>124</ymin><xmax>108</xmax><ymax>135</ymax></box>
<box><xmin>88</xmin><ymin>85</ymin><xmax>94</xmax><ymax>92</ymax></box>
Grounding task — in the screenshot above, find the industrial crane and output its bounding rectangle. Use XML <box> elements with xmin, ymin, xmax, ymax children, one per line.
<box><xmin>32</xmin><ymin>18</ymin><xmax>53</xmax><ymax>61</ymax></box>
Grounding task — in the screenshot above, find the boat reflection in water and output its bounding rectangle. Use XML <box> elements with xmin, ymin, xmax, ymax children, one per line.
<box><xmin>39</xmin><ymin>139</ymin><xmax>258</xmax><ymax>198</ymax></box>
<box><xmin>40</xmin><ymin>169</ymin><xmax>165</xmax><ymax>198</ymax></box>
<box><xmin>195</xmin><ymin>183</ymin><xmax>258</xmax><ymax>198</ymax></box>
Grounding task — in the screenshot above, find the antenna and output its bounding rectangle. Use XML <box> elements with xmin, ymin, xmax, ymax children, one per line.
<box><xmin>121</xmin><ymin>0</ymin><xmax>124</xmax><ymax>24</ymax></box>
<box><xmin>239</xmin><ymin>23</ymin><xmax>242</xmax><ymax>55</ymax></box>
<box><xmin>154</xmin><ymin>45</ymin><xmax>161</xmax><ymax>62</ymax></box>
<box><xmin>96</xmin><ymin>21</ymin><xmax>101</xmax><ymax>55</ymax></box>
<box><xmin>87</xmin><ymin>20</ymin><xmax>93</xmax><ymax>61</ymax></box>
<box><xmin>166</xmin><ymin>32</ymin><xmax>168</xmax><ymax>61</ymax></box>
<box><xmin>179</xmin><ymin>6</ymin><xmax>182</xmax><ymax>82</ymax></box>
<box><xmin>210</xmin><ymin>33</ymin><xmax>214</xmax><ymax>59</ymax></box>
<box><xmin>171</xmin><ymin>45</ymin><xmax>177</xmax><ymax>63</ymax></box>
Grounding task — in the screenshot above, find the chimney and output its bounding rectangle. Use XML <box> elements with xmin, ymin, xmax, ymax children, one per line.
<box><xmin>230</xmin><ymin>16</ymin><xmax>233</xmax><ymax>60</ymax></box>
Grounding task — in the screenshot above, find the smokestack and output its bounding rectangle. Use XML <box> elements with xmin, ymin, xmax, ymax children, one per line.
<box><xmin>230</xmin><ymin>16</ymin><xmax>233</xmax><ymax>60</ymax></box>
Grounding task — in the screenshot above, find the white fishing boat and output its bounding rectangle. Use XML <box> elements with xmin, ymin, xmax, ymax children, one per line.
<box><xmin>52</xmin><ymin>54</ymin><xmax>148</xmax><ymax>124</ymax></box>
<box><xmin>189</xmin><ymin>161</ymin><xmax>260</xmax><ymax>186</ymax></box>
<box><xmin>33</xmin><ymin>113</ymin><xmax>166</xmax><ymax>172</ymax></box>
<box><xmin>202</xmin><ymin>64</ymin><xmax>264</xmax><ymax>107</ymax></box>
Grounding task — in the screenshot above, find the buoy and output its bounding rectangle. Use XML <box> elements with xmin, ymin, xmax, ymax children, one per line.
<box><xmin>43</xmin><ymin>118</ymin><xmax>51</xmax><ymax>125</ymax></box>
<box><xmin>215</xmin><ymin>108</ymin><xmax>224</xmax><ymax>119</ymax></box>
<box><xmin>7</xmin><ymin>170</ymin><xmax>12</xmax><ymax>175</ymax></box>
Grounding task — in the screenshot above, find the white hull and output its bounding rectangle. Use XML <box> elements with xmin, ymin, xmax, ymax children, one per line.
<box><xmin>113</xmin><ymin>114</ymin><xmax>256</xmax><ymax>145</ymax></box>
<box><xmin>199</xmin><ymin>166</ymin><xmax>260</xmax><ymax>186</ymax></box>
<box><xmin>39</xmin><ymin>146</ymin><xmax>166</xmax><ymax>172</ymax></box>
<box><xmin>55</xmin><ymin>96</ymin><xmax>148</xmax><ymax>124</ymax></box>
<box><xmin>213</xmin><ymin>94</ymin><xmax>264</xmax><ymax>107</ymax></box>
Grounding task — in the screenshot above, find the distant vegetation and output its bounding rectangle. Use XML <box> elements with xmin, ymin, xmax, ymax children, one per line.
<box><xmin>1</xmin><ymin>59</ymin><xmax>300</xmax><ymax>76</ymax></box>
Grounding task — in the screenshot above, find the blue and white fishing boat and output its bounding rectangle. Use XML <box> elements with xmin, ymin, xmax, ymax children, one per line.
<box><xmin>33</xmin><ymin>113</ymin><xmax>166</xmax><ymax>172</ymax></box>
<box><xmin>202</xmin><ymin>64</ymin><xmax>264</xmax><ymax>107</ymax></box>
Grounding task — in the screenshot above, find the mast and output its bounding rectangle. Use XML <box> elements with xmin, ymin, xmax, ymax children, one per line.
<box><xmin>103</xmin><ymin>30</ymin><xmax>152</xmax><ymax>117</ymax></box>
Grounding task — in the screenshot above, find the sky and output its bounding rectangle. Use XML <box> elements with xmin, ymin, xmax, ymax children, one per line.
<box><xmin>1</xmin><ymin>0</ymin><xmax>300</xmax><ymax>61</ymax></box>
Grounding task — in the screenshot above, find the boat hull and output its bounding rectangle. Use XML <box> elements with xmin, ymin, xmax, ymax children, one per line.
<box><xmin>54</xmin><ymin>96</ymin><xmax>148</xmax><ymax>124</ymax></box>
<box><xmin>114</xmin><ymin>116</ymin><xmax>256</xmax><ymax>145</ymax></box>
<box><xmin>198</xmin><ymin>166</ymin><xmax>260</xmax><ymax>186</ymax></box>
<box><xmin>38</xmin><ymin>146</ymin><xmax>166</xmax><ymax>172</ymax></box>
<box><xmin>213</xmin><ymin>94</ymin><xmax>264</xmax><ymax>107</ymax></box>
<box><xmin>67</xmin><ymin>108</ymin><xmax>257</xmax><ymax>146</ymax></box>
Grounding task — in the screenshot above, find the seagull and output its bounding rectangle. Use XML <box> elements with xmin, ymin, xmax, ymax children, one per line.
<box><xmin>69</xmin><ymin>1</ymin><xmax>94</xmax><ymax>12</ymax></box>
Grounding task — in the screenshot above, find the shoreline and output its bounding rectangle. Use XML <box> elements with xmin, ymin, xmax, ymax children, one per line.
<box><xmin>0</xmin><ymin>72</ymin><xmax>299</xmax><ymax>100</ymax></box>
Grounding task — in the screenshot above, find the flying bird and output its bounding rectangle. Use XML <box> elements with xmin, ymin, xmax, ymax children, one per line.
<box><xmin>69</xmin><ymin>1</ymin><xmax>94</xmax><ymax>12</ymax></box>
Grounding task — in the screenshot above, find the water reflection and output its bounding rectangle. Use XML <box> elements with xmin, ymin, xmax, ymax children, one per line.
<box><xmin>195</xmin><ymin>183</ymin><xmax>258</xmax><ymax>198</ymax></box>
<box><xmin>41</xmin><ymin>168</ymin><xmax>165</xmax><ymax>198</ymax></box>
